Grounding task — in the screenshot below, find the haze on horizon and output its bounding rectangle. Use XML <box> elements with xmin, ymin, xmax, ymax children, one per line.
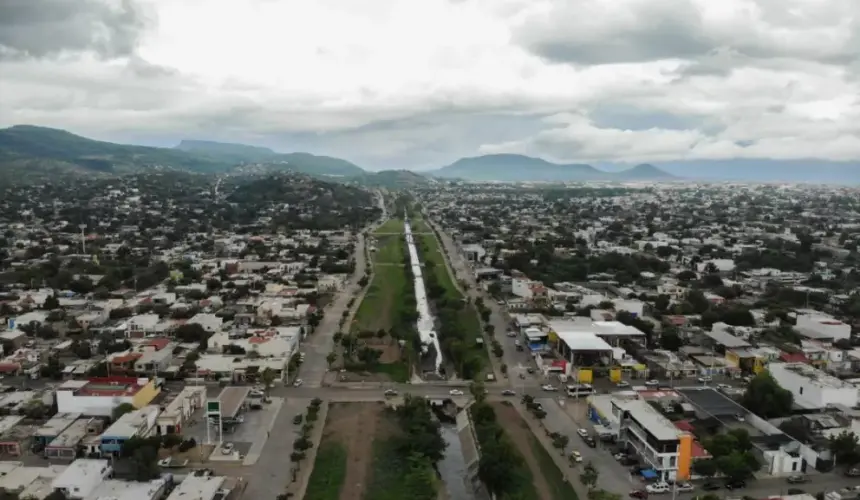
<box><xmin>1</xmin><ymin>0</ymin><xmax>858</xmax><ymax>172</ymax></box>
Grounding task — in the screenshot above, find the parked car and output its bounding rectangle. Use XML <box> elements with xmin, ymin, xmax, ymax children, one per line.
<box><xmin>787</xmin><ymin>489</ymin><xmax>805</xmax><ymax>495</ymax></box>
<box><xmin>384</xmin><ymin>389</ymin><xmax>398</xmax><ymax>397</ymax></box>
<box><xmin>675</xmin><ymin>482</ymin><xmax>694</xmax><ymax>492</ymax></box>
<box><xmin>570</xmin><ymin>451</ymin><xmax>583</xmax><ymax>463</ymax></box>
<box><xmin>646</xmin><ymin>483</ymin><xmax>670</xmax><ymax>494</ymax></box>
<box><xmin>698</xmin><ymin>376</ymin><xmax>712</xmax><ymax>383</ymax></box>
<box><xmin>584</xmin><ymin>437</ymin><xmax>597</xmax><ymax>448</ymax></box>
<box><xmin>541</xmin><ymin>384</ymin><xmax>557</xmax><ymax>391</ymax></box>
<box><xmin>449</xmin><ymin>389</ymin><xmax>464</xmax><ymax>396</ymax></box>
<box><xmin>629</xmin><ymin>490</ymin><xmax>648</xmax><ymax>499</ymax></box>
<box><xmin>787</xmin><ymin>475</ymin><xmax>808</xmax><ymax>484</ymax></box>
<box><xmin>577</xmin><ymin>428</ymin><xmax>590</xmax><ymax>438</ymax></box>
<box><xmin>616</xmin><ymin>381</ymin><xmax>630</xmax><ymax>388</ymax></box>
<box><xmin>220</xmin><ymin>442</ymin><xmax>234</xmax><ymax>455</ymax></box>
<box><xmin>701</xmin><ymin>482</ymin><xmax>721</xmax><ymax>491</ymax></box>
<box><xmin>724</xmin><ymin>479</ymin><xmax>746</xmax><ymax>490</ymax></box>
<box><xmin>845</xmin><ymin>468</ymin><xmax>860</xmax><ymax>477</ymax></box>
<box><xmin>502</xmin><ymin>389</ymin><xmax>516</xmax><ymax>396</ymax></box>
<box><xmin>293</xmin><ymin>379</ymin><xmax>303</xmax><ymax>387</ymax></box>
<box><xmin>645</xmin><ymin>380</ymin><xmax>660</xmax><ymax>387</ymax></box>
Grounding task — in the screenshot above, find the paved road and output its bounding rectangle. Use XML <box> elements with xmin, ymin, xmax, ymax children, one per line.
<box><xmin>430</xmin><ymin>219</ymin><xmax>539</xmax><ymax>384</ymax></box>
<box><xmin>300</xmin><ymin>192</ymin><xmax>383</xmax><ymax>387</ymax></box>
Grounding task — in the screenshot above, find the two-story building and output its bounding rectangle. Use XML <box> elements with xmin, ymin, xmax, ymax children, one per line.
<box><xmin>613</xmin><ymin>399</ymin><xmax>693</xmax><ymax>482</ymax></box>
<box><xmin>99</xmin><ymin>406</ymin><xmax>159</xmax><ymax>456</ymax></box>
<box><xmin>56</xmin><ymin>377</ymin><xmax>161</xmax><ymax>417</ymax></box>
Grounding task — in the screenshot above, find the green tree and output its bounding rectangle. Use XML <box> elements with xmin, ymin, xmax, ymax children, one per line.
<box><xmin>692</xmin><ymin>458</ymin><xmax>717</xmax><ymax>478</ymax></box>
<box><xmin>580</xmin><ymin>461</ymin><xmax>599</xmax><ymax>489</ymax></box>
<box><xmin>830</xmin><ymin>431</ymin><xmax>860</xmax><ymax>466</ymax></box>
<box><xmin>741</xmin><ymin>372</ymin><xmax>793</xmax><ymax>418</ymax></box>
<box><xmin>112</xmin><ymin>403</ymin><xmax>135</xmax><ymax>421</ymax></box>
<box><xmin>326</xmin><ymin>351</ymin><xmax>337</xmax><ymax>367</ymax></box>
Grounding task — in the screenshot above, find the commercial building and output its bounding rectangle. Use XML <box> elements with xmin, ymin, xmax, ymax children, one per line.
<box><xmin>156</xmin><ymin>386</ymin><xmax>206</xmax><ymax>435</ymax></box>
<box><xmin>100</xmin><ymin>406</ymin><xmax>159</xmax><ymax>456</ymax></box>
<box><xmin>546</xmin><ymin>319</ymin><xmax>645</xmax><ymax>374</ymax></box>
<box><xmin>51</xmin><ymin>459</ymin><xmax>112</xmax><ymax>499</ymax></box>
<box><xmin>613</xmin><ymin>398</ymin><xmax>693</xmax><ymax>482</ymax></box>
<box><xmin>56</xmin><ymin>376</ymin><xmax>160</xmax><ymax>417</ymax></box>
<box><xmin>769</xmin><ymin>362</ymin><xmax>858</xmax><ymax>409</ymax></box>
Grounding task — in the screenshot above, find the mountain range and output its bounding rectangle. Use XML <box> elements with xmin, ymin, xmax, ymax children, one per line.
<box><xmin>1</xmin><ymin>125</ymin><xmax>858</xmax><ymax>184</ymax></box>
<box><xmin>431</xmin><ymin>154</ymin><xmax>675</xmax><ymax>181</ymax></box>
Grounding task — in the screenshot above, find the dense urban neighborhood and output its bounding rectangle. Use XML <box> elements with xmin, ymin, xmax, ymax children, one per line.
<box><xmin>0</xmin><ymin>163</ymin><xmax>858</xmax><ymax>500</ymax></box>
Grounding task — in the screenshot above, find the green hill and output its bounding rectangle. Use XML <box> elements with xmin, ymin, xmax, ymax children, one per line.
<box><xmin>0</xmin><ymin>125</ymin><xmax>367</xmax><ymax>176</ymax></box>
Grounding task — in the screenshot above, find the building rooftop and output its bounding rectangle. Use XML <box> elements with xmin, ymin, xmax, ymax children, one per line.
<box><xmin>48</xmin><ymin>418</ymin><xmax>92</xmax><ymax>449</ymax></box>
<box><xmin>615</xmin><ymin>398</ymin><xmax>684</xmax><ymax>441</ymax></box>
<box><xmin>771</xmin><ymin>362</ymin><xmax>851</xmax><ymax>389</ymax></box>
<box><xmin>87</xmin><ymin>477</ymin><xmax>167</xmax><ymax>500</ymax></box>
<box><xmin>165</xmin><ymin>474</ymin><xmax>226</xmax><ymax>500</ymax></box>
<box><xmin>216</xmin><ymin>386</ymin><xmax>250</xmax><ymax>419</ymax></box>
<box><xmin>72</xmin><ymin>376</ymin><xmax>151</xmax><ymax>397</ymax></box>
<box><xmin>52</xmin><ymin>459</ymin><xmax>111</xmax><ymax>496</ymax></box>
<box><xmin>35</xmin><ymin>413</ymin><xmax>82</xmax><ymax>438</ymax></box>
<box><xmin>103</xmin><ymin>406</ymin><xmax>159</xmax><ymax>439</ymax></box>
<box><xmin>549</xmin><ymin>319</ymin><xmax>645</xmax><ymax>337</ymax></box>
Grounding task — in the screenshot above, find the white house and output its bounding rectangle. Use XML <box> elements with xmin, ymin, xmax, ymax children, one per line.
<box><xmin>769</xmin><ymin>362</ymin><xmax>858</xmax><ymax>409</ymax></box>
<box><xmin>51</xmin><ymin>459</ymin><xmax>111</xmax><ymax>499</ymax></box>
<box><xmin>795</xmin><ymin>313</ymin><xmax>850</xmax><ymax>341</ymax></box>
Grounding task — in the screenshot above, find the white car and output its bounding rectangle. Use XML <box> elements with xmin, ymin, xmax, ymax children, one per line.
<box><xmin>675</xmin><ymin>482</ymin><xmax>694</xmax><ymax>492</ymax></box>
<box><xmin>449</xmin><ymin>389</ymin><xmax>464</xmax><ymax>396</ymax></box>
<box><xmin>717</xmin><ymin>383</ymin><xmax>731</xmax><ymax>391</ymax></box>
<box><xmin>645</xmin><ymin>379</ymin><xmax>660</xmax><ymax>387</ymax></box>
<box><xmin>646</xmin><ymin>483</ymin><xmax>670</xmax><ymax>494</ymax></box>
<box><xmin>616</xmin><ymin>381</ymin><xmax>630</xmax><ymax>388</ymax></box>
<box><xmin>541</xmin><ymin>384</ymin><xmax>557</xmax><ymax>392</ymax></box>
<box><xmin>570</xmin><ymin>451</ymin><xmax>583</xmax><ymax>463</ymax></box>
<box><xmin>221</xmin><ymin>442</ymin><xmax>234</xmax><ymax>455</ymax></box>
<box><xmin>577</xmin><ymin>428</ymin><xmax>589</xmax><ymax>438</ymax></box>
<box><xmin>293</xmin><ymin>379</ymin><xmax>303</xmax><ymax>387</ymax></box>
<box><xmin>698</xmin><ymin>376</ymin><xmax>712</xmax><ymax>383</ymax></box>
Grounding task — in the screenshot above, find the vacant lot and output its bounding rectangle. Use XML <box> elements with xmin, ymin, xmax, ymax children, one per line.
<box><xmin>352</xmin><ymin>263</ymin><xmax>408</xmax><ymax>333</ymax></box>
<box><xmin>492</xmin><ymin>402</ymin><xmax>578</xmax><ymax>500</ymax></box>
<box><xmin>304</xmin><ymin>403</ymin><xmax>393</xmax><ymax>500</ymax></box>
<box><xmin>373</xmin><ymin>234</ymin><xmax>404</xmax><ymax>265</ymax></box>
<box><xmin>375</xmin><ymin>218</ymin><xmax>404</xmax><ymax>234</ymax></box>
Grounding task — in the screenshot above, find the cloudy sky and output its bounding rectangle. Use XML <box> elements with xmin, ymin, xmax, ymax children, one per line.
<box><xmin>1</xmin><ymin>0</ymin><xmax>859</xmax><ymax>171</ymax></box>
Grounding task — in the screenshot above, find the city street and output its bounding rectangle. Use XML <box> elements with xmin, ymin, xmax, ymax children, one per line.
<box><xmin>430</xmin><ymin>219</ymin><xmax>539</xmax><ymax>383</ymax></box>
<box><xmin>299</xmin><ymin>191</ymin><xmax>383</xmax><ymax>388</ymax></box>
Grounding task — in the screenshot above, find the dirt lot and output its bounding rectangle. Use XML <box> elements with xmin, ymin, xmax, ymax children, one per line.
<box><xmin>492</xmin><ymin>402</ymin><xmax>554</xmax><ymax>500</ymax></box>
<box><xmin>323</xmin><ymin>402</ymin><xmax>393</xmax><ymax>500</ymax></box>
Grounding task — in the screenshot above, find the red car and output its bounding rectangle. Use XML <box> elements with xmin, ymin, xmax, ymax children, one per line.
<box><xmin>630</xmin><ymin>490</ymin><xmax>648</xmax><ymax>499</ymax></box>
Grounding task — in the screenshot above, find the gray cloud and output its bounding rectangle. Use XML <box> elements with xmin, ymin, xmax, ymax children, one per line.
<box><xmin>0</xmin><ymin>0</ymin><xmax>152</xmax><ymax>60</ymax></box>
<box><xmin>516</xmin><ymin>0</ymin><xmax>860</xmax><ymax>67</ymax></box>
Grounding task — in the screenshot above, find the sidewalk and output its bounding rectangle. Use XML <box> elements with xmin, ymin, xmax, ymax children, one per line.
<box><xmin>287</xmin><ymin>401</ymin><xmax>330</xmax><ymax>498</ymax></box>
<box><xmin>511</xmin><ymin>401</ymin><xmax>594</xmax><ymax>500</ymax></box>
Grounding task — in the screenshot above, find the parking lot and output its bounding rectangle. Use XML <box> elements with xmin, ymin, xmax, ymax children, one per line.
<box><xmin>183</xmin><ymin>395</ymin><xmax>283</xmax><ymax>462</ymax></box>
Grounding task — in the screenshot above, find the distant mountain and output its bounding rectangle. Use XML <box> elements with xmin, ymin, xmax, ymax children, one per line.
<box><xmin>0</xmin><ymin>125</ymin><xmax>228</xmax><ymax>173</ymax></box>
<box><xmin>615</xmin><ymin>163</ymin><xmax>677</xmax><ymax>180</ymax></box>
<box><xmin>175</xmin><ymin>140</ymin><xmax>277</xmax><ymax>163</ymax></box>
<box><xmin>432</xmin><ymin>154</ymin><xmax>674</xmax><ymax>182</ymax></box>
<box><xmin>0</xmin><ymin>126</ymin><xmax>367</xmax><ymax>177</ymax></box>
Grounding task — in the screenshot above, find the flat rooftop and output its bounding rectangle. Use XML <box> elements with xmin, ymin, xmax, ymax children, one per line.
<box><xmin>677</xmin><ymin>387</ymin><xmax>745</xmax><ymax>418</ymax></box>
<box><xmin>88</xmin><ymin>478</ymin><xmax>167</xmax><ymax>500</ymax></box>
<box><xmin>217</xmin><ymin>386</ymin><xmax>250</xmax><ymax>419</ymax></box>
<box><xmin>35</xmin><ymin>413</ymin><xmax>81</xmax><ymax>438</ymax></box>
<box><xmin>48</xmin><ymin>419</ymin><xmax>91</xmax><ymax>449</ymax></box>
<box><xmin>549</xmin><ymin>318</ymin><xmax>645</xmax><ymax>337</ymax></box>
<box><xmin>615</xmin><ymin>398</ymin><xmax>683</xmax><ymax>441</ymax></box>
<box><xmin>72</xmin><ymin>376</ymin><xmax>150</xmax><ymax>397</ymax></box>
<box><xmin>165</xmin><ymin>473</ymin><xmax>225</xmax><ymax>500</ymax></box>
<box><xmin>771</xmin><ymin>362</ymin><xmax>851</xmax><ymax>389</ymax></box>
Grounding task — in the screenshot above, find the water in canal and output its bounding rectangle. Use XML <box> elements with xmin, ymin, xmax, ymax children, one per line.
<box><xmin>438</xmin><ymin>423</ymin><xmax>481</xmax><ymax>500</ymax></box>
